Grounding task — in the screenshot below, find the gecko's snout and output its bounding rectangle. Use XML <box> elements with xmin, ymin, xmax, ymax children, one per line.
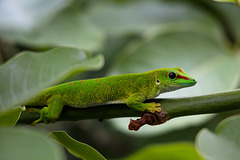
<box><xmin>191</xmin><ymin>79</ymin><xmax>197</xmax><ymax>86</ymax></box>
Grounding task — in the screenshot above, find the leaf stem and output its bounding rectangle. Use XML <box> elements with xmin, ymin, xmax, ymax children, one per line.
<box><xmin>18</xmin><ymin>89</ymin><xmax>240</xmax><ymax>124</ymax></box>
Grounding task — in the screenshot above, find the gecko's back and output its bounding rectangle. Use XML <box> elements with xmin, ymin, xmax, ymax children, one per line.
<box><xmin>26</xmin><ymin>71</ymin><xmax>156</xmax><ymax>108</ymax></box>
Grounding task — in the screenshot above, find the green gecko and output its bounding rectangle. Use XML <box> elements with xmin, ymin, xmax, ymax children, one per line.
<box><xmin>26</xmin><ymin>67</ymin><xmax>196</xmax><ymax>125</ymax></box>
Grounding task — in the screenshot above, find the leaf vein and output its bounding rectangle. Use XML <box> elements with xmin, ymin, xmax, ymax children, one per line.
<box><xmin>39</xmin><ymin>54</ymin><xmax>47</xmax><ymax>84</ymax></box>
<box><xmin>23</xmin><ymin>57</ymin><xmax>33</xmax><ymax>93</ymax></box>
<box><xmin>10</xmin><ymin>62</ymin><xmax>17</xmax><ymax>101</ymax></box>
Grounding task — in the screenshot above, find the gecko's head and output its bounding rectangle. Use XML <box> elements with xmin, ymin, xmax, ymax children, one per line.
<box><xmin>157</xmin><ymin>67</ymin><xmax>197</xmax><ymax>92</ymax></box>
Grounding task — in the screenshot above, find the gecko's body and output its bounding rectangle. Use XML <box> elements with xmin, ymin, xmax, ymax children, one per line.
<box><xmin>27</xmin><ymin>67</ymin><xmax>196</xmax><ymax>124</ymax></box>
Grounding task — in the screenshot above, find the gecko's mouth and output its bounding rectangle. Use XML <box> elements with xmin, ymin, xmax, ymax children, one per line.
<box><xmin>173</xmin><ymin>79</ymin><xmax>197</xmax><ymax>87</ymax></box>
<box><xmin>180</xmin><ymin>79</ymin><xmax>197</xmax><ymax>87</ymax></box>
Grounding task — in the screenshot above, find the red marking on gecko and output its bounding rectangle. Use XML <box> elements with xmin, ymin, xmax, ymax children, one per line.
<box><xmin>178</xmin><ymin>69</ymin><xmax>183</xmax><ymax>72</ymax></box>
<box><xmin>177</xmin><ymin>75</ymin><xmax>190</xmax><ymax>80</ymax></box>
<box><xmin>101</xmin><ymin>81</ymin><xmax>103</xmax><ymax>84</ymax></box>
<box><xmin>95</xmin><ymin>79</ymin><xmax>99</xmax><ymax>82</ymax></box>
<box><xmin>69</xmin><ymin>82</ymin><xmax>72</xmax><ymax>86</ymax></box>
<box><xmin>80</xmin><ymin>80</ymin><xmax>84</xmax><ymax>84</ymax></box>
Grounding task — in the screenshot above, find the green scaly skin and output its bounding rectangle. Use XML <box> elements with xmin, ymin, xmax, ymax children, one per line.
<box><xmin>26</xmin><ymin>67</ymin><xmax>196</xmax><ymax>125</ymax></box>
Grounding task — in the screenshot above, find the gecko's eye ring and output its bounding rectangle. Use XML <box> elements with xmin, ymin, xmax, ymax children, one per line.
<box><xmin>168</xmin><ymin>72</ymin><xmax>176</xmax><ymax>79</ymax></box>
<box><xmin>156</xmin><ymin>79</ymin><xmax>160</xmax><ymax>84</ymax></box>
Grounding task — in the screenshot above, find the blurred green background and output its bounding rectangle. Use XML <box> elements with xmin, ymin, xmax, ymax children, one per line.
<box><xmin>0</xmin><ymin>0</ymin><xmax>240</xmax><ymax>159</ymax></box>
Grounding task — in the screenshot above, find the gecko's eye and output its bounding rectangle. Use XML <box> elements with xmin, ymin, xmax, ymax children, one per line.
<box><xmin>168</xmin><ymin>72</ymin><xmax>177</xmax><ymax>79</ymax></box>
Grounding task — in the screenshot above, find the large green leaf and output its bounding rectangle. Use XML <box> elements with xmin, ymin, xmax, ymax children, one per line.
<box><xmin>196</xmin><ymin>115</ymin><xmax>240</xmax><ymax>160</ymax></box>
<box><xmin>0</xmin><ymin>47</ymin><xmax>104</xmax><ymax>112</ymax></box>
<box><xmin>214</xmin><ymin>2</ymin><xmax>240</xmax><ymax>43</ymax></box>
<box><xmin>196</xmin><ymin>128</ymin><xmax>240</xmax><ymax>160</ymax></box>
<box><xmin>0</xmin><ymin>0</ymin><xmax>71</xmax><ymax>36</ymax></box>
<box><xmin>0</xmin><ymin>127</ymin><xmax>66</xmax><ymax>160</ymax></box>
<box><xmin>215</xmin><ymin>115</ymin><xmax>240</xmax><ymax>145</ymax></box>
<box><xmin>214</xmin><ymin>0</ymin><xmax>240</xmax><ymax>7</ymax></box>
<box><xmin>50</xmin><ymin>131</ymin><xmax>106</xmax><ymax>160</ymax></box>
<box><xmin>125</xmin><ymin>142</ymin><xmax>203</xmax><ymax>160</ymax></box>
<box><xmin>8</xmin><ymin>7</ymin><xmax>105</xmax><ymax>51</ymax></box>
<box><xmin>0</xmin><ymin>1</ymin><xmax>105</xmax><ymax>51</ymax></box>
<box><xmin>0</xmin><ymin>106</ymin><xmax>25</xmax><ymax>127</ymax></box>
<box><xmin>87</xmin><ymin>0</ymin><xmax>217</xmax><ymax>36</ymax></box>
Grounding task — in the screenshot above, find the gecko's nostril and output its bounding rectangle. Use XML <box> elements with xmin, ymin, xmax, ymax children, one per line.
<box><xmin>192</xmin><ymin>79</ymin><xmax>197</xmax><ymax>84</ymax></box>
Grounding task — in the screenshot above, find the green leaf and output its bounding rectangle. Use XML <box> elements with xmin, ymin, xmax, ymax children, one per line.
<box><xmin>0</xmin><ymin>106</ymin><xmax>25</xmax><ymax>127</ymax></box>
<box><xmin>0</xmin><ymin>0</ymin><xmax>105</xmax><ymax>51</ymax></box>
<box><xmin>215</xmin><ymin>0</ymin><xmax>237</xmax><ymax>2</ymax></box>
<box><xmin>6</xmin><ymin>6</ymin><xmax>105</xmax><ymax>51</ymax></box>
<box><xmin>0</xmin><ymin>47</ymin><xmax>104</xmax><ymax>112</ymax></box>
<box><xmin>196</xmin><ymin>129</ymin><xmax>240</xmax><ymax>160</ymax></box>
<box><xmin>215</xmin><ymin>115</ymin><xmax>240</xmax><ymax>145</ymax></box>
<box><xmin>214</xmin><ymin>0</ymin><xmax>240</xmax><ymax>7</ymax></box>
<box><xmin>87</xmin><ymin>0</ymin><xmax>217</xmax><ymax>36</ymax></box>
<box><xmin>125</xmin><ymin>142</ymin><xmax>203</xmax><ymax>160</ymax></box>
<box><xmin>49</xmin><ymin>131</ymin><xmax>106</xmax><ymax>160</ymax></box>
<box><xmin>0</xmin><ymin>0</ymin><xmax>71</xmax><ymax>35</ymax></box>
<box><xmin>0</xmin><ymin>127</ymin><xmax>66</xmax><ymax>160</ymax></box>
<box><xmin>215</xmin><ymin>2</ymin><xmax>240</xmax><ymax>43</ymax></box>
<box><xmin>196</xmin><ymin>116</ymin><xmax>240</xmax><ymax>160</ymax></box>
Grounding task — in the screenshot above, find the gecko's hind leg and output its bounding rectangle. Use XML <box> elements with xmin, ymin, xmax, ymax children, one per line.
<box><xmin>29</xmin><ymin>95</ymin><xmax>65</xmax><ymax>125</ymax></box>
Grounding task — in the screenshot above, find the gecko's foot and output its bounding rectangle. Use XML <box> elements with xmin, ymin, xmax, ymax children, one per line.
<box><xmin>29</xmin><ymin>108</ymin><xmax>42</xmax><ymax>125</ymax></box>
<box><xmin>29</xmin><ymin>108</ymin><xmax>41</xmax><ymax>114</ymax></box>
<box><xmin>30</xmin><ymin>118</ymin><xmax>41</xmax><ymax>126</ymax></box>
<box><xmin>29</xmin><ymin>107</ymin><xmax>57</xmax><ymax>125</ymax></box>
<box><xmin>128</xmin><ymin>108</ymin><xmax>170</xmax><ymax>131</ymax></box>
<box><xmin>146</xmin><ymin>102</ymin><xmax>161</xmax><ymax>113</ymax></box>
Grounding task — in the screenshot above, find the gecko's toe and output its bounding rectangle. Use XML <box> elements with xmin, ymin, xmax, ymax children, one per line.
<box><xmin>30</xmin><ymin>118</ymin><xmax>41</xmax><ymax>126</ymax></box>
<box><xmin>29</xmin><ymin>108</ymin><xmax>40</xmax><ymax>114</ymax></box>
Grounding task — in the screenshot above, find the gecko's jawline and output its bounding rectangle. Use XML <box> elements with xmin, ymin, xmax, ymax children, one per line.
<box><xmin>177</xmin><ymin>81</ymin><xmax>197</xmax><ymax>87</ymax></box>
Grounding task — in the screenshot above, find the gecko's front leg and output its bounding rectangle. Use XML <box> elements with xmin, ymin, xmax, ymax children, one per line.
<box><xmin>126</xmin><ymin>93</ymin><xmax>161</xmax><ymax>113</ymax></box>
